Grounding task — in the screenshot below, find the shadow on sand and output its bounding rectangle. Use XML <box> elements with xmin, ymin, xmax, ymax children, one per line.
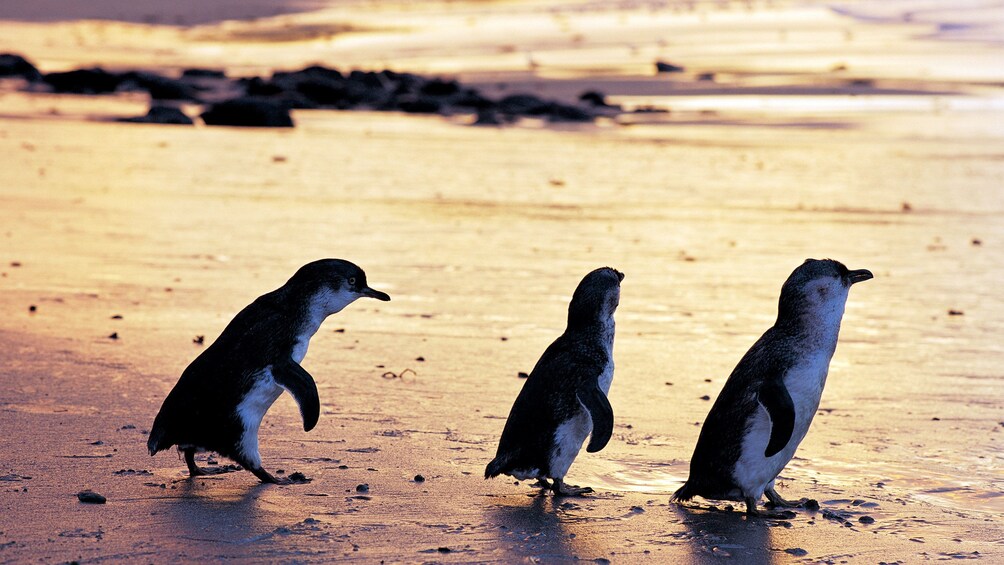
<box><xmin>488</xmin><ymin>491</ymin><xmax>610</xmax><ymax>562</ymax></box>
<box><xmin>672</xmin><ymin>503</ymin><xmax>782</xmax><ymax>564</ymax></box>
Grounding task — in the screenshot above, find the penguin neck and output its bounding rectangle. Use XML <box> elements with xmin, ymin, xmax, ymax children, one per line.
<box><xmin>566</xmin><ymin>311</ymin><xmax>616</xmax><ymax>355</ymax></box>
<box><xmin>289</xmin><ymin>287</ymin><xmax>358</xmax><ymax>363</ymax></box>
<box><xmin>776</xmin><ymin>300</ymin><xmax>846</xmax><ymax>354</ymax></box>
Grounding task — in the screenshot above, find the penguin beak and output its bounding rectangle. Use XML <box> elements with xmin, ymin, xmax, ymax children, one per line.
<box><xmin>361</xmin><ymin>287</ymin><xmax>391</xmax><ymax>301</ymax></box>
<box><xmin>847</xmin><ymin>269</ymin><xmax>874</xmax><ymax>285</ymax></box>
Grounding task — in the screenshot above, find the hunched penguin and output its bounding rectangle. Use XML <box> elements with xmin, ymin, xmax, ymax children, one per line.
<box><xmin>148</xmin><ymin>258</ymin><xmax>390</xmax><ymax>484</ymax></box>
<box><xmin>674</xmin><ymin>258</ymin><xmax>872</xmax><ymax>516</ymax></box>
<box><xmin>486</xmin><ymin>267</ymin><xmax>623</xmax><ymax>496</ymax></box>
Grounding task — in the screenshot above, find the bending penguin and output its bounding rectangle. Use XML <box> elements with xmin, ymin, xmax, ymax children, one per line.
<box><xmin>148</xmin><ymin>258</ymin><xmax>390</xmax><ymax>484</ymax></box>
<box><xmin>674</xmin><ymin>258</ymin><xmax>872</xmax><ymax>516</ymax></box>
<box><xmin>486</xmin><ymin>267</ymin><xmax>623</xmax><ymax>496</ymax></box>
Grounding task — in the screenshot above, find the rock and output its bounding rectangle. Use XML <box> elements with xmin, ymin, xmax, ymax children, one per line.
<box><xmin>497</xmin><ymin>94</ymin><xmax>550</xmax><ymax>116</ymax></box>
<box><xmin>655</xmin><ymin>61</ymin><xmax>685</xmax><ymax>73</ymax></box>
<box><xmin>396</xmin><ymin>96</ymin><xmax>442</xmax><ymax>114</ymax></box>
<box><xmin>452</xmin><ymin>88</ymin><xmax>494</xmax><ymax>110</ymax></box>
<box><xmin>348</xmin><ymin>70</ymin><xmax>386</xmax><ymax>90</ymax></box>
<box><xmin>119</xmin><ymin>106</ymin><xmax>194</xmax><ymax>125</ymax></box>
<box><xmin>243</xmin><ymin>76</ymin><xmax>287</xmax><ymax>97</ymax></box>
<box><xmin>355</xmin><ymin>483</ymin><xmax>369</xmax><ymax>493</ymax></box>
<box><xmin>43</xmin><ymin>68</ymin><xmax>122</xmax><ymax>94</ymax></box>
<box><xmin>697</xmin><ymin>72</ymin><xmax>716</xmax><ymax>81</ymax></box>
<box><xmin>0</xmin><ymin>53</ymin><xmax>41</xmax><ymax>81</ymax></box>
<box><xmin>545</xmin><ymin>103</ymin><xmax>593</xmax><ymax>123</ymax></box>
<box><xmin>201</xmin><ymin>97</ymin><xmax>294</xmax><ymax>128</ymax></box>
<box><xmin>784</xmin><ymin>548</ymin><xmax>808</xmax><ymax>556</ymax></box>
<box><xmin>288</xmin><ymin>472</ymin><xmax>311</xmax><ymax>483</ymax></box>
<box><xmin>413</xmin><ymin>474</ymin><xmax>425</xmax><ymax>482</ymax></box>
<box><xmin>420</xmin><ymin>78</ymin><xmax>460</xmax><ymax>97</ymax></box>
<box><xmin>77</xmin><ymin>490</ymin><xmax>106</xmax><ymax>504</ymax></box>
<box><xmin>859</xmin><ymin>515</ymin><xmax>875</xmax><ymax>524</ymax></box>
<box><xmin>120</xmin><ymin>71</ymin><xmax>198</xmax><ymax>101</ymax></box>
<box><xmin>181</xmin><ymin>68</ymin><xmax>226</xmax><ymax>79</ymax></box>
<box><xmin>579</xmin><ymin>90</ymin><xmax>609</xmax><ymax>106</ymax></box>
<box><xmin>473</xmin><ymin>110</ymin><xmax>504</xmax><ymax>126</ymax></box>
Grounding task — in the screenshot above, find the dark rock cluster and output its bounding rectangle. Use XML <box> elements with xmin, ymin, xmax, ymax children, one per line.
<box><xmin>1</xmin><ymin>52</ymin><xmax>623</xmax><ymax>128</ymax></box>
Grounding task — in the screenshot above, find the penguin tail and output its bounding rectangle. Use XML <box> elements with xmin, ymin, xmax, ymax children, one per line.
<box><xmin>484</xmin><ymin>456</ymin><xmax>507</xmax><ymax>480</ymax></box>
<box><xmin>146</xmin><ymin>421</ymin><xmax>170</xmax><ymax>456</ymax></box>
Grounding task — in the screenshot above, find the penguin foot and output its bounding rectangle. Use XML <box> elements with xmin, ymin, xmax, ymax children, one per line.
<box><xmin>765</xmin><ymin>487</ymin><xmax>815</xmax><ymax>509</ymax></box>
<box><xmin>745</xmin><ymin>497</ymin><xmax>796</xmax><ymax>520</ymax></box>
<box><xmin>534</xmin><ymin>478</ymin><xmax>553</xmax><ymax>490</ymax></box>
<box><xmin>249</xmin><ymin>466</ymin><xmax>284</xmax><ymax>484</ymax></box>
<box><xmin>552</xmin><ymin>478</ymin><xmax>593</xmax><ymax>497</ymax></box>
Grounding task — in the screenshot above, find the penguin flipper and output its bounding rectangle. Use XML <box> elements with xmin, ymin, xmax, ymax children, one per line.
<box><xmin>759</xmin><ymin>378</ymin><xmax>794</xmax><ymax>457</ymax></box>
<box><xmin>271</xmin><ymin>361</ymin><xmax>320</xmax><ymax>432</ymax></box>
<box><xmin>577</xmin><ymin>387</ymin><xmax>614</xmax><ymax>453</ymax></box>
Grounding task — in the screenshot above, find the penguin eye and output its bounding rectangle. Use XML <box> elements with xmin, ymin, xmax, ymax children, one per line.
<box><xmin>348</xmin><ymin>277</ymin><xmax>356</xmax><ymax>287</ymax></box>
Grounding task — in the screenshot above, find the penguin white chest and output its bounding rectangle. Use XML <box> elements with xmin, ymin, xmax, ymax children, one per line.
<box><xmin>236</xmin><ymin>368</ymin><xmax>284</xmax><ymax>467</ymax></box>
<box><xmin>732</xmin><ymin>353</ymin><xmax>831</xmax><ymax>498</ymax></box>
<box><xmin>549</xmin><ymin>406</ymin><xmax>592</xmax><ymax>479</ymax></box>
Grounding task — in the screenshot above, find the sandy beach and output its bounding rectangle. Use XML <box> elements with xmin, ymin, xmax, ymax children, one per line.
<box><xmin>1</xmin><ymin>1</ymin><xmax>1002</xmax><ymax>563</ymax></box>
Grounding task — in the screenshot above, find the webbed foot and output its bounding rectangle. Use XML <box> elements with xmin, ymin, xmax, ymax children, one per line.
<box><xmin>552</xmin><ymin>478</ymin><xmax>594</xmax><ymax>497</ymax></box>
<box><xmin>765</xmin><ymin>487</ymin><xmax>816</xmax><ymax>509</ymax></box>
<box><xmin>745</xmin><ymin>496</ymin><xmax>796</xmax><ymax>520</ymax></box>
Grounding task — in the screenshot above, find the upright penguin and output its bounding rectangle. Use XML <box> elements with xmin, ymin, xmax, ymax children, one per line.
<box><xmin>486</xmin><ymin>267</ymin><xmax>623</xmax><ymax>496</ymax></box>
<box><xmin>674</xmin><ymin>258</ymin><xmax>872</xmax><ymax>516</ymax></box>
<box><xmin>148</xmin><ymin>259</ymin><xmax>390</xmax><ymax>484</ymax></box>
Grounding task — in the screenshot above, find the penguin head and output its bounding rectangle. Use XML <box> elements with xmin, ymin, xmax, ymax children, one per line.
<box><xmin>288</xmin><ymin>259</ymin><xmax>390</xmax><ymax>316</ymax></box>
<box><xmin>567</xmin><ymin>267</ymin><xmax>624</xmax><ymax>327</ymax></box>
<box><xmin>777</xmin><ymin>259</ymin><xmax>872</xmax><ymax>324</ymax></box>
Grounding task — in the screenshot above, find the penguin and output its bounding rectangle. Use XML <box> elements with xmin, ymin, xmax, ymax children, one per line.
<box><xmin>486</xmin><ymin>267</ymin><xmax>623</xmax><ymax>496</ymax></box>
<box><xmin>674</xmin><ymin>258</ymin><xmax>872</xmax><ymax>516</ymax></box>
<box><xmin>147</xmin><ymin>258</ymin><xmax>390</xmax><ymax>484</ymax></box>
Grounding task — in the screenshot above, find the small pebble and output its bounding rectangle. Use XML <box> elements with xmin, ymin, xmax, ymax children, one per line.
<box><xmin>804</xmin><ymin>499</ymin><xmax>820</xmax><ymax>510</ymax></box>
<box><xmin>859</xmin><ymin>515</ymin><xmax>875</xmax><ymax>524</ymax></box>
<box><xmin>110</xmin><ymin>314</ymin><xmax>123</xmax><ymax>319</ymax></box>
<box><xmin>948</xmin><ymin>309</ymin><xmax>964</xmax><ymax>316</ymax></box>
<box><xmin>700</xmin><ymin>395</ymin><xmax>711</xmax><ymax>400</ymax></box>
<box><xmin>356</xmin><ymin>483</ymin><xmax>369</xmax><ymax>493</ymax></box>
<box><xmin>414</xmin><ymin>474</ymin><xmax>425</xmax><ymax>483</ymax></box>
<box><xmin>785</xmin><ymin>548</ymin><xmax>808</xmax><ymax>556</ymax></box>
<box><xmin>437</xmin><ymin>547</ymin><xmax>451</xmax><ymax>553</ymax></box>
<box><xmin>517</xmin><ymin>372</ymin><xmax>529</xmax><ymax>379</ymax></box>
<box><xmin>415</xmin><ymin>356</ymin><xmax>425</xmax><ymax>362</ymax></box>
<box><xmin>288</xmin><ymin>472</ymin><xmax>311</xmax><ymax>483</ymax></box>
<box><xmin>28</xmin><ymin>305</ymin><xmax>37</xmax><ymax>312</ymax></box>
<box><xmin>77</xmin><ymin>490</ymin><xmax>106</xmax><ymax>504</ymax></box>
<box><xmin>193</xmin><ymin>335</ymin><xmax>205</xmax><ymax>345</ymax></box>
<box><xmin>108</xmin><ymin>332</ymin><xmax>119</xmax><ymax>340</ymax></box>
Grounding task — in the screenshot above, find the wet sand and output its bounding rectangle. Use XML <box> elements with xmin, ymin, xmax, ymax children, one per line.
<box><xmin>1</xmin><ymin>0</ymin><xmax>1003</xmax><ymax>563</ymax></box>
